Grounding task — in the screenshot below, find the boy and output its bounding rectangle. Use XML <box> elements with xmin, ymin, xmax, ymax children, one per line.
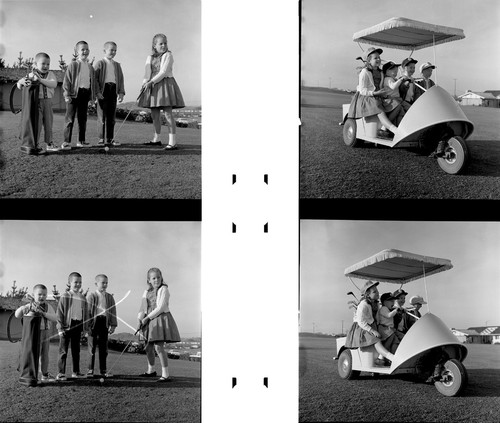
<box><xmin>56</xmin><ymin>272</ymin><xmax>88</xmax><ymax>380</ymax></box>
<box><xmin>414</xmin><ymin>62</ymin><xmax>436</xmax><ymax>101</ymax></box>
<box><xmin>15</xmin><ymin>284</ymin><xmax>57</xmax><ymax>386</ymax></box>
<box><xmin>407</xmin><ymin>295</ymin><xmax>427</xmax><ymax>329</ymax></box>
<box><xmin>61</xmin><ymin>41</ymin><xmax>96</xmax><ymax>150</ymax></box>
<box><xmin>381</xmin><ymin>61</ymin><xmax>409</xmax><ymax>127</ymax></box>
<box><xmin>16</xmin><ymin>53</ymin><xmax>60</xmax><ymax>154</ymax></box>
<box><xmin>376</xmin><ymin>292</ymin><xmax>402</xmax><ymax>362</ymax></box>
<box><xmin>86</xmin><ymin>274</ymin><xmax>117</xmax><ymax>378</ymax></box>
<box><xmin>93</xmin><ymin>41</ymin><xmax>126</xmax><ymax>146</ymax></box>
<box><xmin>398</xmin><ymin>57</ymin><xmax>418</xmax><ymax>107</ymax></box>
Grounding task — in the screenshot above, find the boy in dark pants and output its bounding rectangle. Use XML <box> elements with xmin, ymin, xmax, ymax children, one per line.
<box><xmin>61</xmin><ymin>41</ymin><xmax>96</xmax><ymax>150</ymax></box>
<box><xmin>93</xmin><ymin>41</ymin><xmax>125</xmax><ymax>146</ymax></box>
<box><xmin>56</xmin><ymin>272</ymin><xmax>88</xmax><ymax>380</ymax></box>
<box><xmin>86</xmin><ymin>274</ymin><xmax>117</xmax><ymax>378</ymax></box>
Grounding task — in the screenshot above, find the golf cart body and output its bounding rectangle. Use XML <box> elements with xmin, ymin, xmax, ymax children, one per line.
<box><xmin>335</xmin><ymin>249</ymin><xmax>468</xmax><ymax>396</ymax></box>
<box><xmin>340</xmin><ymin>17</ymin><xmax>474</xmax><ymax>175</ymax></box>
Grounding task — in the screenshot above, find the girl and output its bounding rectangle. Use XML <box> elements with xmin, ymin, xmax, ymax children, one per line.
<box><xmin>138</xmin><ymin>34</ymin><xmax>185</xmax><ymax>150</ymax></box>
<box><xmin>345</xmin><ymin>280</ymin><xmax>395</xmax><ymax>366</ymax></box>
<box><xmin>138</xmin><ymin>267</ymin><xmax>181</xmax><ymax>382</ymax></box>
<box><xmin>347</xmin><ymin>47</ymin><xmax>398</xmax><ymax>139</ymax></box>
<box><xmin>381</xmin><ymin>61</ymin><xmax>409</xmax><ymax>126</ymax></box>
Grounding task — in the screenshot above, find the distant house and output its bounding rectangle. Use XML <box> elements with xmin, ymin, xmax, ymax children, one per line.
<box><xmin>0</xmin><ymin>68</ymin><xmax>66</xmax><ymax>112</ymax></box>
<box><xmin>460</xmin><ymin>326</ymin><xmax>500</xmax><ymax>344</ymax></box>
<box><xmin>458</xmin><ymin>90</ymin><xmax>499</xmax><ymax>107</ymax></box>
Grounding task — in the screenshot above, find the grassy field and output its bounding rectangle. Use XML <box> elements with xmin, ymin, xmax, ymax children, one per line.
<box><xmin>300</xmin><ymin>88</ymin><xmax>500</xmax><ymax>199</ymax></box>
<box><xmin>0</xmin><ymin>340</ymin><xmax>200</xmax><ymax>422</ymax></box>
<box><xmin>0</xmin><ymin>111</ymin><xmax>201</xmax><ymax>198</ymax></box>
<box><xmin>299</xmin><ymin>335</ymin><xmax>500</xmax><ymax>422</ymax></box>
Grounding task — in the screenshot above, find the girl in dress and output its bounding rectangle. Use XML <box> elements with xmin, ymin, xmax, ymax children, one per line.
<box><xmin>345</xmin><ymin>280</ymin><xmax>395</xmax><ymax>366</ymax></box>
<box><xmin>138</xmin><ymin>33</ymin><xmax>185</xmax><ymax>150</ymax></box>
<box><xmin>347</xmin><ymin>47</ymin><xmax>398</xmax><ymax>139</ymax></box>
<box><xmin>138</xmin><ymin>267</ymin><xmax>181</xmax><ymax>382</ymax></box>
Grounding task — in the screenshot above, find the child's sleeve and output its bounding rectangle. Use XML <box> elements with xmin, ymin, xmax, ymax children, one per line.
<box><xmin>44</xmin><ymin>303</ymin><xmax>58</xmax><ymax>322</ymax></box>
<box><xmin>16</xmin><ymin>78</ymin><xmax>25</xmax><ymax>90</ymax></box>
<box><xmin>56</xmin><ymin>294</ymin><xmax>67</xmax><ymax>331</ymax></box>
<box><xmin>117</xmin><ymin>63</ymin><xmax>125</xmax><ymax>96</ymax></box>
<box><xmin>93</xmin><ymin>61</ymin><xmax>103</xmax><ymax>97</ymax></box>
<box><xmin>108</xmin><ymin>294</ymin><xmax>117</xmax><ymax>328</ymax></box>
<box><xmin>356</xmin><ymin>301</ymin><xmax>374</xmax><ymax>332</ymax></box>
<box><xmin>146</xmin><ymin>286</ymin><xmax>170</xmax><ymax>320</ymax></box>
<box><xmin>62</xmin><ymin>64</ymin><xmax>72</xmax><ymax>99</ymax></box>
<box><xmin>42</xmin><ymin>71</ymin><xmax>57</xmax><ymax>89</ymax></box>
<box><xmin>357</xmin><ymin>69</ymin><xmax>374</xmax><ymax>97</ymax></box>
<box><xmin>14</xmin><ymin>304</ymin><xmax>29</xmax><ymax>319</ymax></box>
<box><xmin>150</xmin><ymin>53</ymin><xmax>172</xmax><ymax>84</ymax></box>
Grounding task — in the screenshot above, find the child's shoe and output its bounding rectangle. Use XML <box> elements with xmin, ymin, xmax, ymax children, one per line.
<box><xmin>56</xmin><ymin>373</ymin><xmax>67</xmax><ymax>381</ymax></box>
<box><xmin>71</xmin><ymin>372</ymin><xmax>85</xmax><ymax>378</ymax></box>
<box><xmin>41</xmin><ymin>372</ymin><xmax>56</xmax><ymax>382</ymax></box>
<box><xmin>374</xmin><ymin>358</ymin><xmax>387</xmax><ymax>366</ymax></box>
<box><xmin>97</xmin><ymin>139</ymin><xmax>105</xmax><ymax>145</ymax></box>
<box><xmin>46</xmin><ymin>144</ymin><xmax>60</xmax><ymax>152</ymax></box>
<box><xmin>102</xmin><ymin>372</ymin><xmax>113</xmax><ymax>378</ymax></box>
<box><xmin>76</xmin><ymin>141</ymin><xmax>90</xmax><ymax>148</ymax></box>
<box><xmin>112</xmin><ymin>140</ymin><xmax>121</xmax><ymax>146</ymax></box>
<box><xmin>87</xmin><ymin>369</ymin><xmax>94</xmax><ymax>378</ymax></box>
<box><xmin>60</xmin><ymin>142</ymin><xmax>71</xmax><ymax>150</ymax></box>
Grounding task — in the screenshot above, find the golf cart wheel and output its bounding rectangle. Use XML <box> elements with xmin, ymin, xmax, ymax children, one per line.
<box><xmin>338</xmin><ymin>349</ymin><xmax>360</xmax><ymax>380</ymax></box>
<box><xmin>434</xmin><ymin>359</ymin><xmax>468</xmax><ymax>397</ymax></box>
<box><xmin>343</xmin><ymin>119</ymin><xmax>362</xmax><ymax>147</ymax></box>
<box><xmin>437</xmin><ymin>136</ymin><xmax>470</xmax><ymax>175</ymax></box>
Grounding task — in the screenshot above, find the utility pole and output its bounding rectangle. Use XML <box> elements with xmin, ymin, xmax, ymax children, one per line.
<box><xmin>454</xmin><ymin>79</ymin><xmax>457</xmax><ymax>98</ymax></box>
<box><xmin>341</xmin><ymin>320</ymin><xmax>344</xmax><ymax>334</ymax></box>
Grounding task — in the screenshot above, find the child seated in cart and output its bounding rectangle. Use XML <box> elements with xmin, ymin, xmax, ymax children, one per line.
<box><xmin>345</xmin><ymin>280</ymin><xmax>395</xmax><ymax>366</ymax></box>
<box><xmin>381</xmin><ymin>61</ymin><xmax>410</xmax><ymax>126</ymax></box>
<box><xmin>347</xmin><ymin>47</ymin><xmax>398</xmax><ymax>140</ymax></box>
<box><xmin>399</xmin><ymin>58</ymin><xmax>418</xmax><ymax>107</ymax></box>
<box><xmin>414</xmin><ymin>62</ymin><xmax>436</xmax><ymax>102</ymax></box>
<box><xmin>377</xmin><ymin>293</ymin><xmax>404</xmax><ymax>359</ymax></box>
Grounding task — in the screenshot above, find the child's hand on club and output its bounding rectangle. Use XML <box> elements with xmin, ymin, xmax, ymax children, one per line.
<box><xmin>118</xmin><ymin>94</ymin><xmax>124</xmax><ymax>103</ymax></box>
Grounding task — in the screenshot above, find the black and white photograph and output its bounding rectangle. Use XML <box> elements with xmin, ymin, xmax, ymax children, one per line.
<box><xmin>0</xmin><ymin>220</ymin><xmax>201</xmax><ymax>421</ymax></box>
<box><xmin>299</xmin><ymin>220</ymin><xmax>500</xmax><ymax>421</ymax></box>
<box><xmin>0</xmin><ymin>0</ymin><xmax>201</xmax><ymax>198</ymax></box>
<box><xmin>300</xmin><ymin>0</ymin><xmax>500</xmax><ymax>199</ymax></box>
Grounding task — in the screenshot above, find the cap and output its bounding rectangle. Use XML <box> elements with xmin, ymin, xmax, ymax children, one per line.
<box><xmin>362</xmin><ymin>47</ymin><xmax>383</xmax><ymax>62</ymax></box>
<box><xmin>392</xmin><ymin>288</ymin><xmax>408</xmax><ymax>299</ymax></box>
<box><xmin>380</xmin><ymin>292</ymin><xmax>396</xmax><ymax>303</ymax></box>
<box><xmin>410</xmin><ymin>295</ymin><xmax>427</xmax><ymax>305</ymax></box>
<box><xmin>360</xmin><ymin>280</ymin><xmax>379</xmax><ymax>295</ymax></box>
<box><xmin>402</xmin><ymin>57</ymin><xmax>418</xmax><ymax>67</ymax></box>
<box><xmin>420</xmin><ymin>62</ymin><xmax>436</xmax><ymax>73</ymax></box>
<box><xmin>382</xmin><ymin>61</ymin><xmax>400</xmax><ymax>73</ymax></box>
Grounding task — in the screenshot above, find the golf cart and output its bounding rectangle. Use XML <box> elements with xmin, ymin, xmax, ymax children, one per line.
<box><xmin>335</xmin><ymin>249</ymin><xmax>468</xmax><ymax>397</ymax></box>
<box><xmin>339</xmin><ymin>17</ymin><xmax>474</xmax><ymax>175</ymax></box>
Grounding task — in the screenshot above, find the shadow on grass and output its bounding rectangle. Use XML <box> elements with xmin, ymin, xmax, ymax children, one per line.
<box><xmin>37</xmin><ymin>375</ymin><xmax>200</xmax><ymax>389</ymax></box>
<box><xmin>464</xmin><ymin>140</ymin><xmax>500</xmax><ymax>177</ymax></box>
<box><xmin>41</xmin><ymin>145</ymin><xmax>201</xmax><ymax>157</ymax></box>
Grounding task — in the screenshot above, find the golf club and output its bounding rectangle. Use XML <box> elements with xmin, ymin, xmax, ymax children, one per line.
<box><xmin>112</xmin><ymin>86</ymin><xmax>147</xmax><ymax>141</ymax></box>
<box><xmin>347</xmin><ymin>291</ymin><xmax>359</xmax><ymax>301</ymax></box>
<box><xmin>107</xmin><ymin>338</ymin><xmax>135</xmax><ymax>375</ymax></box>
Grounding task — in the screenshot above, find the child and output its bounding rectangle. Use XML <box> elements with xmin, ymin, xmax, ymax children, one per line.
<box><xmin>56</xmin><ymin>272</ymin><xmax>88</xmax><ymax>380</ymax></box>
<box><xmin>414</xmin><ymin>62</ymin><xmax>436</xmax><ymax>100</ymax></box>
<box><xmin>93</xmin><ymin>42</ymin><xmax>126</xmax><ymax>146</ymax></box>
<box><xmin>16</xmin><ymin>53</ymin><xmax>60</xmax><ymax>154</ymax></box>
<box><xmin>399</xmin><ymin>58</ymin><xmax>418</xmax><ymax>107</ymax></box>
<box><xmin>85</xmin><ymin>274</ymin><xmax>117</xmax><ymax>378</ymax></box>
<box><xmin>137</xmin><ymin>33</ymin><xmax>185</xmax><ymax>150</ymax></box>
<box><xmin>138</xmin><ymin>267</ymin><xmax>181</xmax><ymax>382</ymax></box>
<box><xmin>407</xmin><ymin>295</ymin><xmax>427</xmax><ymax>329</ymax></box>
<box><xmin>61</xmin><ymin>41</ymin><xmax>96</xmax><ymax>150</ymax></box>
<box><xmin>381</xmin><ymin>61</ymin><xmax>410</xmax><ymax>126</ymax></box>
<box><xmin>392</xmin><ymin>288</ymin><xmax>410</xmax><ymax>336</ymax></box>
<box><xmin>376</xmin><ymin>292</ymin><xmax>403</xmax><ymax>358</ymax></box>
<box><xmin>347</xmin><ymin>47</ymin><xmax>398</xmax><ymax>140</ymax></box>
<box><xmin>345</xmin><ymin>280</ymin><xmax>395</xmax><ymax>366</ymax></box>
<box><xmin>15</xmin><ymin>284</ymin><xmax>57</xmax><ymax>386</ymax></box>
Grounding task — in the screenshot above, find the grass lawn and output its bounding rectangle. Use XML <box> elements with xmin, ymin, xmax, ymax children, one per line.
<box><xmin>0</xmin><ymin>340</ymin><xmax>200</xmax><ymax>422</ymax></box>
<box><xmin>0</xmin><ymin>111</ymin><xmax>201</xmax><ymax>198</ymax></box>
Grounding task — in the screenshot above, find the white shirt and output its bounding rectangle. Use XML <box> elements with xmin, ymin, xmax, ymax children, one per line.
<box><xmin>78</xmin><ymin>60</ymin><xmax>91</xmax><ymax>88</ymax></box>
<box><xmin>355</xmin><ymin>300</ymin><xmax>376</xmax><ymax>332</ymax></box>
<box><xmin>70</xmin><ymin>291</ymin><xmax>85</xmax><ymax>320</ymax></box>
<box><xmin>96</xmin><ymin>290</ymin><xmax>107</xmax><ymax>316</ymax></box>
<box><xmin>103</xmin><ymin>58</ymin><xmax>116</xmax><ymax>84</ymax></box>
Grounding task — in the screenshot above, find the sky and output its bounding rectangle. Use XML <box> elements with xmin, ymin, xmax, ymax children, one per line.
<box><xmin>300</xmin><ymin>220</ymin><xmax>500</xmax><ymax>335</ymax></box>
<box><xmin>0</xmin><ymin>221</ymin><xmax>201</xmax><ymax>337</ymax></box>
<box><xmin>0</xmin><ymin>0</ymin><xmax>201</xmax><ymax>105</ymax></box>
<box><xmin>301</xmin><ymin>0</ymin><xmax>500</xmax><ymax>94</ymax></box>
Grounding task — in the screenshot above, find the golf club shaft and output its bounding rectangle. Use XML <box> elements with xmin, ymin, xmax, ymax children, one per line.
<box><xmin>107</xmin><ymin>338</ymin><xmax>135</xmax><ymax>374</ymax></box>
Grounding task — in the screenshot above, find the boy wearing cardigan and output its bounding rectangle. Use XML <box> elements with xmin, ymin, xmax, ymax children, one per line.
<box><xmin>93</xmin><ymin>42</ymin><xmax>126</xmax><ymax>146</ymax></box>
<box><xmin>85</xmin><ymin>274</ymin><xmax>117</xmax><ymax>378</ymax></box>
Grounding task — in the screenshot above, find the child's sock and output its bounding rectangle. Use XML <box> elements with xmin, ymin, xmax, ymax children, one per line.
<box><xmin>387</xmin><ymin>352</ymin><xmax>395</xmax><ymax>361</ymax></box>
<box><xmin>168</xmin><ymin>133</ymin><xmax>176</xmax><ymax>146</ymax></box>
<box><xmin>161</xmin><ymin>366</ymin><xmax>170</xmax><ymax>379</ymax></box>
<box><xmin>153</xmin><ymin>133</ymin><xmax>161</xmax><ymax>142</ymax></box>
<box><xmin>147</xmin><ymin>364</ymin><xmax>155</xmax><ymax>374</ymax></box>
<box><xmin>380</xmin><ymin>126</ymin><xmax>386</xmax><ymax>131</ymax></box>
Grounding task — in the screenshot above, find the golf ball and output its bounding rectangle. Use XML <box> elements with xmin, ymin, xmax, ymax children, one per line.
<box><xmin>100</xmin><ymin>378</ymin><xmax>104</xmax><ymax>383</ymax></box>
<box><xmin>104</xmin><ymin>146</ymin><xmax>109</xmax><ymax>152</ymax></box>
<box><xmin>90</xmin><ymin>15</ymin><xmax>94</xmax><ymax>19</ymax></box>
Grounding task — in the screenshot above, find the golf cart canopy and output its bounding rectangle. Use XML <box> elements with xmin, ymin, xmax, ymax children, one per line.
<box><xmin>353</xmin><ymin>17</ymin><xmax>465</xmax><ymax>51</ymax></box>
<box><xmin>344</xmin><ymin>249</ymin><xmax>453</xmax><ymax>284</ymax></box>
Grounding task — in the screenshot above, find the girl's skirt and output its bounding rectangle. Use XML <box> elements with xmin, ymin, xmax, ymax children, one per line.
<box><xmin>137</xmin><ymin>77</ymin><xmax>185</xmax><ymax>109</ymax></box>
<box><xmin>345</xmin><ymin>321</ymin><xmax>379</xmax><ymax>348</ymax></box>
<box><xmin>347</xmin><ymin>91</ymin><xmax>383</xmax><ymax>119</ymax></box>
<box><xmin>146</xmin><ymin>312</ymin><xmax>181</xmax><ymax>343</ymax></box>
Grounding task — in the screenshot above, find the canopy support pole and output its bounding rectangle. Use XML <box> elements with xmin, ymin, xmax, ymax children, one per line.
<box><xmin>433</xmin><ymin>34</ymin><xmax>438</xmax><ymax>85</ymax></box>
<box><xmin>348</xmin><ymin>276</ymin><xmax>360</xmax><ymax>293</ymax></box>
<box><xmin>422</xmin><ymin>263</ymin><xmax>430</xmax><ymax>313</ymax></box>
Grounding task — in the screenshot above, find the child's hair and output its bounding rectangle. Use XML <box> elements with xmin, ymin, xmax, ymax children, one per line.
<box><xmin>95</xmin><ymin>274</ymin><xmax>108</xmax><ymax>282</ymax></box>
<box><xmin>104</xmin><ymin>41</ymin><xmax>117</xmax><ymax>49</ymax></box>
<box><xmin>68</xmin><ymin>272</ymin><xmax>82</xmax><ymax>282</ymax></box>
<box><xmin>35</xmin><ymin>52</ymin><xmax>50</xmax><ymax>62</ymax></box>
<box><xmin>75</xmin><ymin>40</ymin><xmax>89</xmax><ymax>53</ymax></box>
<box><xmin>146</xmin><ymin>267</ymin><xmax>168</xmax><ymax>289</ymax></box>
<box><xmin>33</xmin><ymin>284</ymin><xmax>47</xmax><ymax>292</ymax></box>
<box><xmin>151</xmin><ymin>33</ymin><xmax>169</xmax><ymax>56</ymax></box>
